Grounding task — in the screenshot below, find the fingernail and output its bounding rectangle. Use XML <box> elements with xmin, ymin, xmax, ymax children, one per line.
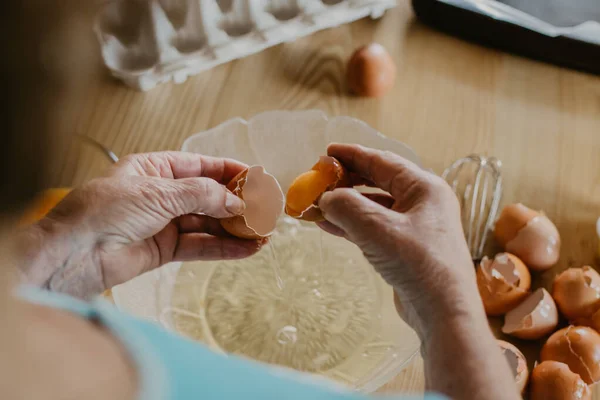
<box><xmin>225</xmin><ymin>193</ymin><xmax>245</xmax><ymax>215</ymax></box>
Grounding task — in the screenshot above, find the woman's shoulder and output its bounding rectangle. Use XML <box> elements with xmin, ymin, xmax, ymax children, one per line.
<box><xmin>18</xmin><ymin>286</ymin><xmax>446</xmax><ymax>400</ymax></box>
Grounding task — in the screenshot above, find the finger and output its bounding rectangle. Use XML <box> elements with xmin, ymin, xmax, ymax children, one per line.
<box><xmin>174</xmin><ymin>233</ymin><xmax>264</xmax><ymax>261</ymax></box>
<box><xmin>348</xmin><ymin>172</ymin><xmax>376</xmax><ymax>187</ymax></box>
<box><xmin>327</xmin><ymin>143</ymin><xmax>427</xmax><ymax>199</ymax></box>
<box><xmin>159</xmin><ymin>177</ymin><xmax>246</xmax><ymax>218</ymax></box>
<box><xmin>110</xmin><ymin>152</ymin><xmax>248</xmax><ymax>183</ymax></box>
<box><xmin>318</xmin><ymin>188</ymin><xmax>404</xmax><ymax>245</ymax></box>
<box><xmin>316</xmin><ymin>220</ymin><xmax>346</xmax><ymax>238</ymax></box>
<box><xmin>362</xmin><ymin>192</ymin><xmax>395</xmax><ymax>209</ymax></box>
<box><xmin>176</xmin><ymin>214</ymin><xmax>228</xmax><ymax>236</ymax></box>
<box><xmin>316</xmin><ymin>192</ymin><xmax>393</xmax><ymax>237</ymax></box>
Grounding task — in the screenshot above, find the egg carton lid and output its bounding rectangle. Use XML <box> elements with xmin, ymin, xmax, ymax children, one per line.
<box><xmin>94</xmin><ymin>0</ymin><xmax>396</xmax><ymax>91</ymax></box>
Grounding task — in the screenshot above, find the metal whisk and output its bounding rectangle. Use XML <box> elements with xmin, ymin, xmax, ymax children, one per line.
<box><xmin>442</xmin><ymin>155</ymin><xmax>503</xmax><ymax>262</ymax></box>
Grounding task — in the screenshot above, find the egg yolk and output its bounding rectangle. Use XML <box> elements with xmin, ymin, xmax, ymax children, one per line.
<box><xmin>286</xmin><ymin>168</ymin><xmax>336</xmax><ymax>216</ymax></box>
<box><xmin>19</xmin><ymin>188</ymin><xmax>71</xmax><ymax>226</ymax></box>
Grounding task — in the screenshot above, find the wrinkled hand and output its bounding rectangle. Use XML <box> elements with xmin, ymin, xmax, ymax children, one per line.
<box><xmin>317</xmin><ymin>144</ymin><xmax>477</xmax><ymax>338</ymax></box>
<box><xmin>23</xmin><ymin>152</ymin><xmax>264</xmax><ymax>298</ymax></box>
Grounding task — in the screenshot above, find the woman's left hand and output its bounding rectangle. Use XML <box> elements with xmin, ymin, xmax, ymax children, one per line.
<box><xmin>19</xmin><ymin>152</ymin><xmax>264</xmax><ymax>298</ymax></box>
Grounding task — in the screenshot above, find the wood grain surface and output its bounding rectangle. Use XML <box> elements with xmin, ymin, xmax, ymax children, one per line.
<box><xmin>55</xmin><ymin>0</ymin><xmax>600</xmax><ymax>396</ymax></box>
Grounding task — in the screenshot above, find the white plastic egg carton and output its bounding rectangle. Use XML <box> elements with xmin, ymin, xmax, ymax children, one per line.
<box><xmin>95</xmin><ymin>0</ymin><xmax>397</xmax><ymax>91</ymax></box>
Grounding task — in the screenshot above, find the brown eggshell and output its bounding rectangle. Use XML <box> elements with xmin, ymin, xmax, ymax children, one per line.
<box><xmin>346</xmin><ymin>43</ymin><xmax>396</xmax><ymax>97</ymax></box>
<box><xmin>494</xmin><ymin>203</ymin><xmax>538</xmax><ymax>246</ymax></box>
<box><xmin>494</xmin><ymin>203</ymin><xmax>561</xmax><ymax>271</ymax></box>
<box><xmin>575</xmin><ymin>307</ymin><xmax>600</xmax><ymax>332</ymax></box>
<box><xmin>497</xmin><ymin>340</ymin><xmax>529</xmax><ymax>394</ymax></box>
<box><xmin>477</xmin><ymin>253</ymin><xmax>531</xmax><ymax>316</ymax></box>
<box><xmin>220</xmin><ymin>166</ymin><xmax>284</xmax><ymax>240</ymax></box>
<box><xmin>529</xmin><ymin>361</ymin><xmax>591</xmax><ymax>400</ymax></box>
<box><xmin>553</xmin><ymin>266</ymin><xmax>600</xmax><ymax>321</ymax></box>
<box><xmin>506</xmin><ymin>215</ymin><xmax>561</xmax><ymax>271</ymax></box>
<box><xmin>540</xmin><ymin>326</ymin><xmax>600</xmax><ymax>384</ymax></box>
<box><xmin>502</xmin><ymin>288</ymin><xmax>558</xmax><ymax>340</ymax></box>
<box><xmin>285</xmin><ymin>156</ymin><xmax>350</xmax><ymax>222</ymax></box>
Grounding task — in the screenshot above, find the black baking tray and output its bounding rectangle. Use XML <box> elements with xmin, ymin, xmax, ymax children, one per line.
<box><xmin>411</xmin><ymin>0</ymin><xmax>600</xmax><ymax>75</ymax></box>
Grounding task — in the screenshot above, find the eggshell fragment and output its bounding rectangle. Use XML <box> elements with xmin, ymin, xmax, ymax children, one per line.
<box><xmin>497</xmin><ymin>340</ymin><xmax>529</xmax><ymax>394</ymax></box>
<box><xmin>346</xmin><ymin>43</ymin><xmax>396</xmax><ymax>97</ymax></box>
<box><xmin>476</xmin><ymin>253</ymin><xmax>531</xmax><ymax>316</ymax></box>
<box><xmin>285</xmin><ymin>156</ymin><xmax>349</xmax><ymax>222</ymax></box>
<box><xmin>541</xmin><ymin>326</ymin><xmax>600</xmax><ymax>385</ymax></box>
<box><xmin>220</xmin><ymin>166</ymin><xmax>284</xmax><ymax>240</ymax></box>
<box><xmin>502</xmin><ymin>288</ymin><xmax>558</xmax><ymax>340</ymax></box>
<box><xmin>553</xmin><ymin>267</ymin><xmax>600</xmax><ymax>321</ymax></box>
<box><xmin>494</xmin><ymin>203</ymin><xmax>561</xmax><ymax>271</ymax></box>
<box><xmin>530</xmin><ymin>361</ymin><xmax>591</xmax><ymax>400</ymax></box>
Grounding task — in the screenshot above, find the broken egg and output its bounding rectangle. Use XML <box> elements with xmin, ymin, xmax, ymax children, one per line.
<box><xmin>502</xmin><ymin>288</ymin><xmax>558</xmax><ymax>340</ymax></box>
<box><xmin>476</xmin><ymin>253</ymin><xmax>531</xmax><ymax>316</ymax></box>
<box><xmin>541</xmin><ymin>326</ymin><xmax>600</xmax><ymax>385</ymax></box>
<box><xmin>285</xmin><ymin>156</ymin><xmax>349</xmax><ymax>222</ymax></box>
<box><xmin>498</xmin><ymin>340</ymin><xmax>529</xmax><ymax>393</ymax></box>
<box><xmin>529</xmin><ymin>361</ymin><xmax>591</xmax><ymax>400</ymax></box>
<box><xmin>552</xmin><ymin>267</ymin><xmax>600</xmax><ymax>321</ymax></box>
<box><xmin>346</xmin><ymin>43</ymin><xmax>396</xmax><ymax>97</ymax></box>
<box><xmin>494</xmin><ymin>203</ymin><xmax>561</xmax><ymax>271</ymax></box>
<box><xmin>220</xmin><ymin>166</ymin><xmax>284</xmax><ymax>239</ymax></box>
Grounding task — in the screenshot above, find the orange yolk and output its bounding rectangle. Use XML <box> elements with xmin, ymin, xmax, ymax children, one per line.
<box><xmin>286</xmin><ymin>167</ymin><xmax>337</xmax><ymax>216</ymax></box>
<box><xmin>19</xmin><ymin>188</ymin><xmax>71</xmax><ymax>226</ymax></box>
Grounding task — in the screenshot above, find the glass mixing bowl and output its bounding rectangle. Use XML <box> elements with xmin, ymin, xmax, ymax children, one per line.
<box><xmin>167</xmin><ymin>216</ymin><xmax>420</xmax><ymax>392</ymax></box>
<box><xmin>111</xmin><ymin>110</ymin><xmax>422</xmax><ymax>392</ymax></box>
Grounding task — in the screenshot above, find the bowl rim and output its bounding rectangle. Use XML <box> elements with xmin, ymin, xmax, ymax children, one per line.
<box><xmin>181</xmin><ymin>109</ymin><xmax>422</xmax><ymax>170</ymax></box>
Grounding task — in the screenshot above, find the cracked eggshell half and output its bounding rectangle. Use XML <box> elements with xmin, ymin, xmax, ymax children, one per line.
<box><xmin>502</xmin><ymin>288</ymin><xmax>558</xmax><ymax>340</ymax></box>
<box><xmin>552</xmin><ymin>266</ymin><xmax>600</xmax><ymax>322</ymax></box>
<box><xmin>497</xmin><ymin>340</ymin><xmax>529</xmax><ymax>394</ymax></box>
<box><xmin>285</xmin><ymin>156</ymin><xmax>350</xmax><ymax>222</ymax></box>
<box><xmin>541</xmin><ymin>326</ymin><xmax>600</xmax><ymax>385</ymax></box>
<box><xmin>494</xmin><ymin>203</ymin><xmax>561</xmax><ymax>271</ymax></box>
<box><xmin>477</xmin><ymin>253</ymin><xmax>531</xmax><ymax>316</ymax></box>
<box><xmin>220</xmin><ymin>166</ymin><xmax>284</xmax><ymax>240</ymax></box>
<box><xmin>529</xmin><ymin>361</ymin><xmax>591</xmax><ymax>400</ymax></box>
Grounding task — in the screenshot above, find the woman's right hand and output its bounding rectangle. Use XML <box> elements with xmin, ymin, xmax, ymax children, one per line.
<box><xmin>317</xmin><ymin>143</ymin><xmax>478</xmax><ymax>338</ymax></box>
<box><xmin>318</xmin><ymin>144</ymin><xmax>519</xmax><ymax>400</ymax></box>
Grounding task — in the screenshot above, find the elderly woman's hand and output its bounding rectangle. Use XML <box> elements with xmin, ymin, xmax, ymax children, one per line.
<box><xmin>317</xmin><ymin>144</ymin><xmax>519</xmax><ymax>400</ymax></box>
<box><xmin>317</xmin><ymin>143</ymin><xmax>476</xmax><ymax>337</ymax></box>
<box><xmin>20</xmin><ymin>152</ymin><xmax>264</xmax><ymax>298</ymax></box>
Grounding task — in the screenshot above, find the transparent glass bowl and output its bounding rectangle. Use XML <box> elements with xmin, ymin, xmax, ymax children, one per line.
<box><xmin>166</xmin><ymin>217</ymin><xmax>420</xmax><ymax>392</ymax></box>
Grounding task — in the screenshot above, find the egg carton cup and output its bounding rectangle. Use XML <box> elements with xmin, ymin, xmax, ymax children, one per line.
<box><xmin>95</xmin><ymin>0</ymin><xmax>397</xmax><ymax>91</ymax></box>
<box><xmin>111</xmin><ymin>110</ymin><xmax>422</xmax><ymax>392</ymax></box>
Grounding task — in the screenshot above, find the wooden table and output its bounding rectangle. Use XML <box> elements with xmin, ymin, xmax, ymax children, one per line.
<box><xmin>54</xmin><ymin>1</ymin><xmax>600</xmax><ymax>395</ymax></box>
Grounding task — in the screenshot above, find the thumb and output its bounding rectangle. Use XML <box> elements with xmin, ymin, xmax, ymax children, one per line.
<box><xmin>147</xmin><ymin>177</ymin><xmax>245</xmax><ymax>219</ymax></box>
<box><xmin>318</xmin><ymin>188</ymin><xmax>397</xmax><ymax>245</ymax></box>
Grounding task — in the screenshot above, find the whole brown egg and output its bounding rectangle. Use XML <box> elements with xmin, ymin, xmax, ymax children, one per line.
<box><xmin>346</xmin><ymin>43</ymin><xmax>396</xmax><ymax>98</ymax></box>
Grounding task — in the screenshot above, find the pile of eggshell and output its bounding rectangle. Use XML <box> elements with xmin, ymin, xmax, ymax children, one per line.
<box><xmin>479</xmin><ymin>203</ymin><xmax>600</xmax><ymax>399</ymax></box>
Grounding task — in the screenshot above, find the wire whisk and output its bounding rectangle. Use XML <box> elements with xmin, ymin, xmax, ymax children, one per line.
<box><xmin>442</xmin><ymin>155</ymin><xmax>503</xmax><ymax>262</ymax></box>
